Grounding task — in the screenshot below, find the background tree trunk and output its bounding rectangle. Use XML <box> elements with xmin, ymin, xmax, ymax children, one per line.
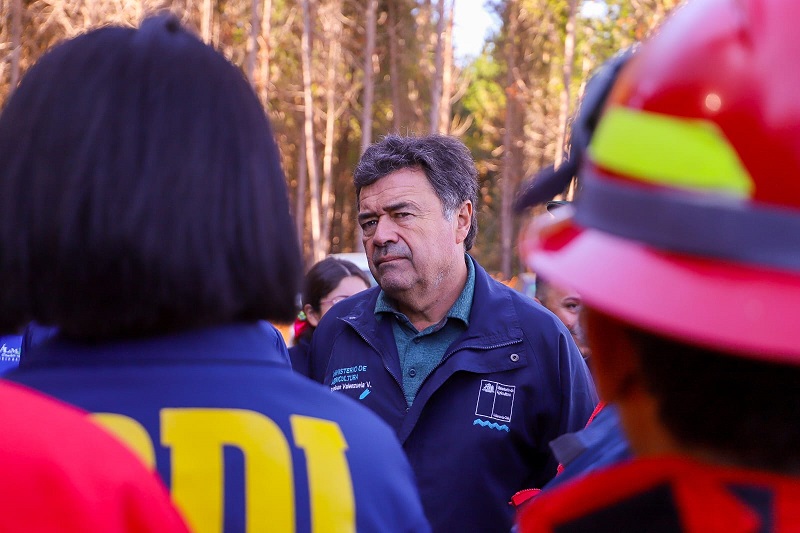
<box><xmin>429</xmin><ymin>0</ymin><xmax>445</xmax><ymax>133</ymax></box>
<box><xmin>359</xmin><ymin>0</ymin><xmax>377</xmax><ymax>154</ymax></box>
<box><xmin>8</xmin><ymin>0</ymin><xmax>22</xmax><ymax>94</ymax></box>
<box><xmin>246</xmin><ymin>0</ymin><xmax>260</xmax><ymax>84</ymax></box>
<box><xmin>387</xmin><ymin>0</ymin><xmax>402</xmax><ymax>132</ymax></box>
<box><xmin>320</xmin><ymin>0</ymin><xmax>343</xmax><ymax>249</ymax></box>
<box><xmin>301</xmin><ymin>0</ymin><xmax>323</xmax><ymax>262</ymax></box>
<box><xmin>410</xmin><ymin>0</ymin><xmax>433</xmax><ymax>128</ymax></box>
<box><xmin>438</xmin><ymin>0</ymin><xmax>454</xmax><ymax>134</ymax></box>
<box><xmin>500</xmin><ymin>1</ymin><xmax>519</xmax><ymax>279</ymax></box>
<box><xmin>258</xmin><ymin>0</ymin><xmax>272</xmax><ymax>104</ymax></box>
<box><xmin>295</xmin><ymin>134</ymin><xmax>308</xmax><ymax>253</ymax></box>
<box><xmin>555</xmin><ymin>0</ymin><xmax>577</xmax><ymax>168</ymax></box>
<box><xmin>201</xmin><ymin>0</ymin><xmax>212</xmax><ymax>42</ymax></box>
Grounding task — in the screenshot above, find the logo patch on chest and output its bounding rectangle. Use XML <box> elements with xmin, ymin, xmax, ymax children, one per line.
<box><xmin>330</xmin><ymin>365</ymin><xmax>372</xmax><ymax>399</ymax></box>
<box><xmin>475</xmin><ymin>380</ymin><xmax>515</xmax><ymax>424</ymax></box>
<box><xmin>0</xmin><ymin>343</ymin><xmax>20</xmax><ymax>363</ymax></box>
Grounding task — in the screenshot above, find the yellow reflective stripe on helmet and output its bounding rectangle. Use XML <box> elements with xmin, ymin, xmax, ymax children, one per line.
<box><xmin>588</xmin><ymin>106</ymin><xmax>754</xmax><ymax>197</ymax></box>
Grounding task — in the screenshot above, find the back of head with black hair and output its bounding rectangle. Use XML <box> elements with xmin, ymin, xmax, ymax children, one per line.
<box><xmin>0</xmin><ymin>15</ymin><xmax>301</xmax><ymax>340</ymax></box>
<box><xmin>628</xmin><ymin>327</ymin><xmax>800</xmax><ymax>474</ymax></box>
<box><xmin>353</xmin><ymin>134</ymin><xmax>480</xmax><ymax>250</ymax></box>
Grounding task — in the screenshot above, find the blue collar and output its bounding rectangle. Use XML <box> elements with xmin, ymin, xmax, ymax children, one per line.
<box><xmin>20</xmin><ymin>322</ymin><xmax>291</xmax><ymax>368</ymax></box>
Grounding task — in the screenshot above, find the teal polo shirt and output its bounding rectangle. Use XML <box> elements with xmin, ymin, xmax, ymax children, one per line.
<box><xmin>375</xmin><ymin>256</ymin><xmax>475</xmax><ymax>406</ymax></box>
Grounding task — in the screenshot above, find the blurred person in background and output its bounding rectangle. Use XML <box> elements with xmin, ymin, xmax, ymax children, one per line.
<box><xmin>534</xmin><ymin>275</ymin><xmax>589</xmax><ymax>360</ymax></box>
<box><xmin>290</xmin><ymin>256</ymin><xmax>371</xmax><ymax>376</ymax></box>
<box><xmin>533</xmin><ymin>201</ymin><xmax>590</xmax><ymax>359</ymax></box>
<box><xmin>0</xmin><ymin>15</ymin><xmax>429</xmax><ymax>532</ymax></box>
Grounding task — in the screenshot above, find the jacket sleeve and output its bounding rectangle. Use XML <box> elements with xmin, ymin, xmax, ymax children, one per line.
<box><xmin>559</xmin><ymin>330</ymin><xmax>599</xmax><ymax>430</ymax></box>
<box><xmin>531</xmin><ymin>324</ymin><xmax>599</xmax><ymax>489</ymax></box>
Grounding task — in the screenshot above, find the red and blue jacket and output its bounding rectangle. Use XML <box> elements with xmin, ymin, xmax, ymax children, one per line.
<box><xmin>517</xmin><ymin>455</ymin><xmax>800</xmax><ymax>532</ymax></box>
<box><xmin>8</xmin><ymin>322</ymin><xmax>430</xmax><ymax>533</ymax></box>
<box><xmin>308</xmin><ymin>255</ymin><xmax>598</xmax><ymax>532</ymax></box>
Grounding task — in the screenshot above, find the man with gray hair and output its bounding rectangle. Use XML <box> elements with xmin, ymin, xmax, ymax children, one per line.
<box><xmin>309</xmin><ymin>134</ymin><xmax>597</xmax><ymax>532</ymax></box>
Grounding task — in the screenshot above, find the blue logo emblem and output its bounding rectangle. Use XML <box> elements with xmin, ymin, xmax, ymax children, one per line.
<box><xmin>473</xmin><ymin>419</ymin><xmax>509</xmax><ymax>432</ymax></box>
<box><xmin>359</xmin><ymin>389</ymin><xmax>371</xmax><ymax>400</ymax></box>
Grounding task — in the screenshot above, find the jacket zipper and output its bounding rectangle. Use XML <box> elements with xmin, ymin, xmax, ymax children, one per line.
<box><xmin>344</xmin><ymin>319</ymin><xmax>406</xmax><ymax>395</ymax></box>
<box><xmin>414</xmin><ymin>338</ymin><xmax>524</xmax><ymax>399</ymax></box>
<box><xmin>344</xmin><ymin>316</ymin><xmax>523</xmax><ymax>407</ymax></box>
<box><xmin>441</xmin><ymin>338</ymin><xmax>523</xmax><ymax>367</ymax></box>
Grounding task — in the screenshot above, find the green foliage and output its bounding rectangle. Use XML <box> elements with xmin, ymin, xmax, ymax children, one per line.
<box><xmin>460</xmin><ymin>55</ymin><xmax>505</xmax><ymax>152</ymax></box>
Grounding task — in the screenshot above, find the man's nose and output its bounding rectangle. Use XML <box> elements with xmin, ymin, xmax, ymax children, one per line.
<box><xmin>371</xmin><ymin>217</ymin><xmax>398</xmax><ymax>245</ymax></box>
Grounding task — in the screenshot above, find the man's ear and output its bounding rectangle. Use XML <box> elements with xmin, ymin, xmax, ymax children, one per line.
<box><xmin>304</xmin><ymin>304</ymin><xmax>321</xmax><ymax>327</ymax></box>
<box><xmin>455</xmin><ymin>200</ymin><xmax>473</xmax><ymax>244</ymax></box>
<box><xmin>584</xmin><ymin>308</ymin><xmax>643</xmax><ymax>402</ymax></box>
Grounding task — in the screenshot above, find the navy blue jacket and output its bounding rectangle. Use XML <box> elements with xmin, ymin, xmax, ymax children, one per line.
<box><xmin>288</xmin><ymin>331</ymin><xmax>313</xmax><ymax>377</ymax></box>
<box><xmin>7</xmin><ymin>322</ymin><xmax>430</xmax><ymax>533</ymax></box>
<box><xmin>544</xmin><ymin>403</ymin><xmax>632</xmax><ymax>491</ymax></box>
<box><xmin>309</xmin><ymin>256</ymin><xmax>598</xmax><ymax>532</ymax></box>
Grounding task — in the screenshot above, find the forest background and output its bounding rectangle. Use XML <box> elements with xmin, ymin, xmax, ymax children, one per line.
<box><xmin>0</xmin><ymin>0</ymin><xmax>678</xmax><ymax>281</ymax></box>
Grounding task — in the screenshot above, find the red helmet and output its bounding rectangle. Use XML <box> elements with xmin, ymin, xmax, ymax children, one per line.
<box><xmin>519</xmin><ymin>0</ymin><xmax>800</xmax><ymax>363</ymax></box>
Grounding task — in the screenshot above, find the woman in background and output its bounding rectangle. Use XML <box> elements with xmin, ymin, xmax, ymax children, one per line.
<box><xmin>291</xmin><ymin>257</ymin><xmax>371</xmax><ymax>376</ymax></box>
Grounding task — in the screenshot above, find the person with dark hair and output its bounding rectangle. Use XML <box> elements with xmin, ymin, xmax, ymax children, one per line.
<box><xmin>515</xmin><ymin>0</ymin><xmax>800</xmax><ymax>530</ymax></box>
<box><xmin>308</xmin><ymin>133</ymin><xmax>597</xmax><ymax>532</ymax></box>
<box><xmin>0</xmin><ymin>15</ymin><xmax>429</xmax><ymax>532</ymax></box>
<box><xmin>290</xmin><ymin>256</ymin><xmax>371</xmax><ymax>375</ymax></box>
<box><xmin>0</xmin><ymin>382</ymin><xmax>189</xmax><ymax>531</ymax></box>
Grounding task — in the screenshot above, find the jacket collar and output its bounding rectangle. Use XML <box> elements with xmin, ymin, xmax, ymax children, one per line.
<box><xmin>342</xmin><ymin>255</ymin><xmax>524</xmax><ymax>349</ymax></box>
<box><xmin>19</xmin><ymin>322</ymin><xmax>291</xmax><ymax>368</ymax></box>
<box><xmin>374</xmin><ymin>254</ymin><xmax>475</xmax><ymax>329</ymax></box>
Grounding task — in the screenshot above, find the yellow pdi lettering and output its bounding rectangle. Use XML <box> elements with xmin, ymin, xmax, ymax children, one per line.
<box><xmin>93</xmin><ymin>408</ymin><xmax>358</xmax><ymax>533</ymax></box>
<box><xmin>292</xmin><ymin>415</ymin><xmax>355</xmax><ymax>533</ymax></box>
<box><xmin>161</xmin><ymin>408</ymin><xmax>294</xmax><ymax>533</ymax></box>
<box><xmin>91</xmin><ymin>412</ymin><xmax>156</xmax><ymax>470</ymax></box>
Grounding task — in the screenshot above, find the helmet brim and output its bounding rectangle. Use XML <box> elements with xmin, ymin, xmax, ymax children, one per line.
<box><xmin>523</xmin><ymin>218</ymin><xmax>800</xmax><ymax>364</ymax></box>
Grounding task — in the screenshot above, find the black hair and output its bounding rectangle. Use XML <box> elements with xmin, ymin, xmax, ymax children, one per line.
<box><xmin>353</xmin><ymin>134</ymin><xmax>479</xmax><ymax>250</ymax></box>
<box><xmin>296</xmin><ymin>257</ymin><xmax>370</xmax><ymax>343</ymax></box>
<box><xmin>0</xmin><ymin>14</ymin><xmax>301</xmax><ymax>340</ymax></box>
<box><xmin>629</xmin><ymin>327</ymin><xmax>800</xmax><ymax>473</ymax></box>
<box><xmin>534</xmin><ymin>275</ymin><xmax>552</xmax><ymax>303</ymax></box>
<box><xmin>302</xmin><ymin>257</ymin><xmax>370</xmax><ymax>311</ymax></box>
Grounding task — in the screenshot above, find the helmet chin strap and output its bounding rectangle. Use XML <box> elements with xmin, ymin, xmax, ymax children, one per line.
<box><xmin>576</xmin><ymin>167</ymin><xmax>800</xmax><ymax>272</ymax></box>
